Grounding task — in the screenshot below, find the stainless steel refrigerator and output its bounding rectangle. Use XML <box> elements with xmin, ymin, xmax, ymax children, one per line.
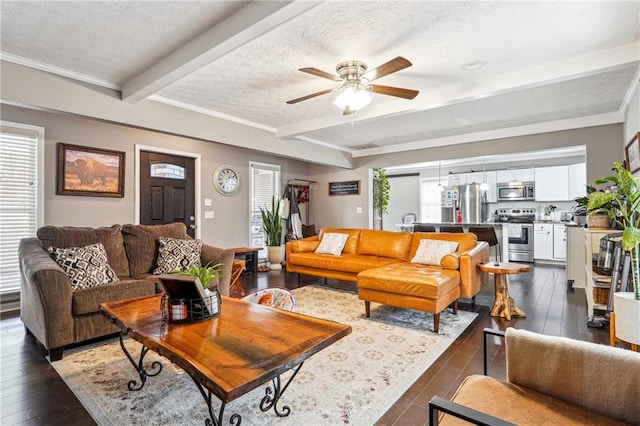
<box><xmin>441</xmin><ymin>184</ymin><xmax>488</xmax><ymax>223</ymax></box>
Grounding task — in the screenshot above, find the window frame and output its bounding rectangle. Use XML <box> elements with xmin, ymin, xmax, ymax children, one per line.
<box><xmin>249</xmin><ymin>161</ymin><xmax>281</xmax><ymax>260</ymax></box>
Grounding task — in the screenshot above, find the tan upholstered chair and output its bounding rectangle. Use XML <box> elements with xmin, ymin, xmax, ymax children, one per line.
<box><xmin>429</xmin><ymin>328</ymin><xmax>640</xmax><ymax>425</ymax></box>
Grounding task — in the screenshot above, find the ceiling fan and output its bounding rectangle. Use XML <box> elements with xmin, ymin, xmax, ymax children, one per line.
<box><xmin>286</xmin><ymin>56</ymin><xmax>419</xmax><ymax>114</ymax></box>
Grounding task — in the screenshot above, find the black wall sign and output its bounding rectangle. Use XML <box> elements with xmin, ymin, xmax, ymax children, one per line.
<box><xmin>328</xmin><ymin>180</ymin><xmax>360</xmax><ymax>196</ymax></box>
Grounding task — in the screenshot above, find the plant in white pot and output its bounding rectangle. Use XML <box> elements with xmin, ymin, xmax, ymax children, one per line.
<box><xmin>260</xmin><ymin>196</ymin><xmax>284</xmax><ymax>270</ymax></box>
<box><xmin>588</xmin><ymin>162</ymin><xmax>640</xmax><ymax>346</ymax></box>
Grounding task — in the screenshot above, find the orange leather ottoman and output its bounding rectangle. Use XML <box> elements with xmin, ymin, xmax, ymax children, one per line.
<box><xmin>357</xmin><ymin>263</ymin><xmax>460</xmax><ymax>333</ymax></box>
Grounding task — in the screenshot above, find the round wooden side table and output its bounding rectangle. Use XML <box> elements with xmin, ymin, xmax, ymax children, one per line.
<box><xmin>478</xmin><ymin>262</ymin><xmax>531</xmax><ymax>320</ymax></box>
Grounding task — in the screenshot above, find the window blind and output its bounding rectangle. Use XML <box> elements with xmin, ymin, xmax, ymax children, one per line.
<box><xmin>0</xmin><ymin>126</ymin><xmax>40</xmax><ymax>294</ymax></box>
<box><xmin>249</xmin><ymin>162</ymin><xmax>281</xmax><ymax>259</ymax></box>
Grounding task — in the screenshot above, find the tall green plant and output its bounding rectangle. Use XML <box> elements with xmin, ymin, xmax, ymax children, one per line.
<box><xmin>259</xmin><ymin>196</ymin><xmax>282</xmax><ymax>246</ymax></box>
<box><xmin>587</xmin><ymin>162</ymin><xmax>640</xmax><ymax>300</ymax></box>
<box><xmin>373</xmin><ymin>168</ymin><xmax>390</xmax><ymax>214</ymax></box>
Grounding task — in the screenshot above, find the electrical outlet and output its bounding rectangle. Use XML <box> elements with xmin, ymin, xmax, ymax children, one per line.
<box><xmin>204</xmin><ymin>211</ymin><xmax>214</xmax><ymax>219</ymax></box>
<box><xmin>356</xmin><ymin>206</ymin><xmax>362</xmax><ymax>214</ymax></box>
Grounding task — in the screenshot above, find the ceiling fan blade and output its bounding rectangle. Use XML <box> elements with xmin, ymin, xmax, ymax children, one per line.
<box><xmin>364</xmin><ymin>56</ymin><xmax>412</xmax><ymax>82</ymax></box>
<box><xmin>286</xmin><ymin>89</ymin><xmax>334</xmax><ymax>104</ymax></box>
<box><xmin>299</xmin><ymin>67</ymin><xmax>341</xmax><ymax>82</ymax></box>
<box><xmin>369</xmin><ymin>84</ymin><xmax>419</xmax><ymax>99</ymax></box>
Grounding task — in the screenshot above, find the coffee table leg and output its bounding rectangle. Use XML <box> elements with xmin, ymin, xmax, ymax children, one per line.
<box><xmin>260</xmin><ymin>362</ymin><xmax>304</xmax><ymax>417</ymax></box>
<box><xmin>118</xmin><ymin>332</ymin><xmax>163</xmax><ymax>391</ymax></box>
<box><xmin>190</xmin><ymin>377</ymin><xmax>241</xmax><ymax>426</ymax></box>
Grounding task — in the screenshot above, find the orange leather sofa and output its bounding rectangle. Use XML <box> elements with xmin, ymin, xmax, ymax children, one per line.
<box><xmin>286</xmin><ymin>228</ymin><xmax>489</xmax><ymax>332</ymax></box>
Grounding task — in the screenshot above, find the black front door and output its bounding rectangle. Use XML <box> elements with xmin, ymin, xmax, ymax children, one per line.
<box><xmin>140</xmin><ymin>151</ymin><xmax>196</xmax><ymax>237</ymax></box>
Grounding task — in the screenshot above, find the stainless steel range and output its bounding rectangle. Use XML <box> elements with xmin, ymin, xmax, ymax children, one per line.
<box><xmin>495</xmin><ymin>208</ymin><xmax>536</xmax><ymax>262</ymax></box>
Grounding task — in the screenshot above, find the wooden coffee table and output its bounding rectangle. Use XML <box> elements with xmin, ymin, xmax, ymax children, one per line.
<box><xmin>478</xmin><ymin>262</ymin><xmax>531</xmax><ymax>320</ymax></box>
<box><xmin>100</xmin><ymin>294</ymin><xmax>351</xmax><ymax>425</ymax></box>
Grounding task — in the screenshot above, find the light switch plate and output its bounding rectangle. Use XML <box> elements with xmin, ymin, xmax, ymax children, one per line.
<box><xmin>204</xmin><ymin>211</ymin><xmax>214</xmax><ymax>219</ymax></box>
<box><xmin>356</xmin><ymin>206</ymin><xmax>362</xmax><ymax>214</ymax></box>
<box><xmin>204</xmin><ymin>198</ymin><xmax>212</xmax><ymax>207</ymax></box>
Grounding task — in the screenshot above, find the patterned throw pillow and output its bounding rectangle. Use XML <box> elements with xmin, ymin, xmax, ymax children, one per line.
<box><xmin>314</xmin><ymin>233</ymin><xmax>349</xmax><ymax>255</ymax></box>
<box><xmin>49</xmin><ymin>243</ymin><xmax>119</xmax><ymax>291</ymax></box>
<box><xmin>153</xmin><ymin>237</ymin><xmax>203</xmax><ymax>275</ymax></box>
<box><xmin>410</xmin><ymin>239</ymin><xmax>459</xmax><ymax>266</ymax></box>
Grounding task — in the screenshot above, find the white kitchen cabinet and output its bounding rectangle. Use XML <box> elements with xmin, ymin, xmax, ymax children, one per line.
<box><xmin>496</xmin><ymin>170</ymin><xmax>513</xmax><ymax>183</ymax></box>
<box><xmin>448</xmin><ymin>173</ymin><xmax>466</xmax><ymax>187</ymax></box>
<box><xmin>535</xmin><ymin>165</ymin><xmax>569</xmax><ymax>201</ymax></box>
<box><xmin>465</xmin><ymin>172</ymin><xmax>484</xmax><ymax>184</ymax></box>
<box><xmin>534</xmin><ymin>223</ymin><xmax>554</xmax><ymax>260</ymax></box>
<box><xmin>515</xmin><ymin>168</ymin><xmax>534</xmax><ymax>182</ymax></box>
<box><xmin>568</xmin><ymin>163</ymin><xmax>587</xmax><ymax>200</ymax></box>
<box><xmin>566</xmin><ymin>226</ymin><xmax>585</xmax><ymax>288</ymax></box>
<box><xmin>553</xmin><ymin>224</ymin><xmax>567</xmax><ymax>260</ymax></box>
<box><xmin>496</xmin><ymin>168</ymin><xmax>534</xmax><ymax>183</ymax></box>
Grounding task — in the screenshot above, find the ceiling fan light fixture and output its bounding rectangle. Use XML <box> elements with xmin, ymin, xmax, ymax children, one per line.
<box><xmin>333</xmin><ymin>84</ymin><xmax>371</xmax><ymax>112</ymax></box>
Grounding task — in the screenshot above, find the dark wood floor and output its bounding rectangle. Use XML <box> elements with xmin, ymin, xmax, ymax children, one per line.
<box><xmin>1</xmin><ymin>264</ymin><xmax>611</xmax><ymax>425</ymax></box>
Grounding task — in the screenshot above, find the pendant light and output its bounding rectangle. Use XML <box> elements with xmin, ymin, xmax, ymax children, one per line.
<box><xmin>479</xmin><ymin>159</ymin><xmax>490</xmax><ymax>190</ymax></box>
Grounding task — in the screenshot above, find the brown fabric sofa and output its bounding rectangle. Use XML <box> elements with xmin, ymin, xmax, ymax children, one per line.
<box><xmin>286</xmin><ymin>228</ymin><xmax>489</xmax><ymax>331</ymax></box>
<box><xmin>19</xmin><ymin>222</ymin><xmax>234</xmax><ymax>360</ymax></box>
<box><xmin>430</xmin><ymin>328</ymin><xmax>640</xmax><ymax>425</ymax></box>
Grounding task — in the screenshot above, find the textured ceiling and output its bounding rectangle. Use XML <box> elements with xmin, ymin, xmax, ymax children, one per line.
<box><xmin>1</xmin><ymin>1</ymin><xmax>639</xmax><ymax>157</ymax></box>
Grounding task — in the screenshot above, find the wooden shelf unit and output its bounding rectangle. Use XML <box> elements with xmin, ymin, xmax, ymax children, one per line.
<box><xmin>584</xmin><ymin>229</ymin><xmax>615</xmax><ymax>317</ymax></box>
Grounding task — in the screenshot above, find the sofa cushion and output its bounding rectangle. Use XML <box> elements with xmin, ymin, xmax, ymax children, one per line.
<box><xmin>318</xmin><ymin>228</ymin><xmax>361</xmax><ymax>254</ymax></box>
<box><xmin>153</xmin><ymin>237</ymin><xmax>202</xmax><ymax>274</ymax></box>
<box><xmin>288</xmin><ymin>252</ymin><xmax>401</xmax><ymax>274</ymax></box>
<box><xmin>410</xmin><ymin>239</ymin><xmax>459</xmax><ymax>266</ymax></box>
<box><xmin>357</xmin><ymin>229</ymin><xmax>412</xmax><ymax>260</ymax></box>
<box><xmin>439</xmin><ymin>375</ymin><xmax>626</xmax><ymax>426</ymax></box>
<box><xmin>315</xmin><ymin>232</ymin><xmax>349</xmax><ymax>255</ymax></box>
<box><xmin>409</xmin><ymin>232</ymin><xmax>477</xmax><ymax>260</ymax></box>
<box><xmin>72</xmin><ymin>278</ymin><xmax>157</xmax><ymax>315</ymax></box>
<box><xmin>289</xmin><ymin>239</ymin><xmax>321</xmax><ymax>253</ymax></box>
<box><xmin>38</xmin><ymin>224</ymin><xmax>130</xmax><ymax>277</ymax></box>
<box><xmin>122</xmin><ymin>222</ymin><xmax>190</xmax><ymax>276</ymax></box>
<box><xmin>49</xmin><ymin>243</ymin><xmax>119</xmax><ymax>291</ymax></box>
<box><xmin>357</xmin><ymin>263</ymin><xmax>460</xmax><ymax>299</ymax></box>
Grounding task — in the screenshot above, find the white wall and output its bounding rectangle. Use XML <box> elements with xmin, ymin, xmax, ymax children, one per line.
<box><xmin>382</xmin><ymin>175</ymin><xmax>420</xmax><ymax>231</ymax></box>
<box><xmin>623</xmin><ymin>83</ymin><xmax>639</xmax><ymax>178</ymax></box>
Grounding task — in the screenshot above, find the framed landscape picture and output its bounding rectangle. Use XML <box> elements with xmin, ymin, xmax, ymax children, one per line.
<box><xmin>625</xmin><ymin>132</ymin><xmax>640</xmax><ymax>174</ymax></box>
<box><xmin>57</xmin><ymin>143</ymin><xmax>125</xmax><ymax>197</ymax></box>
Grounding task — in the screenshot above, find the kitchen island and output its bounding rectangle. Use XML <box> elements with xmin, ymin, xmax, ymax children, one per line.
<box><xmin>410</xmin><ymin>222</ymin><xmax>507</xmax><ymax>261</ymax></box>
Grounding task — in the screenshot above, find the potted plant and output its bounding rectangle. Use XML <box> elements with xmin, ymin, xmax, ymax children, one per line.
<box><xmin>171</xmin><ymin>263</ymin><xmax>225</xmax><ymax>290</ymax></box>
<box><xmin>260</xmin><ymin>196</ymin><xmax>284</xmax><ymax>270</ymax></box>
<box><xmin>575</xmin><ymin>185</ymin><xmax>611</xmax><ymax>228</ymax></box>
<box><xmin>587</xmin><ymin>162</ymin><xmax>640</xmax><ymax>346</ymax></box>
<box><xmin>373</xmin><ymin>168</ymin><xmax>390</xmax><ymax>230</ymax></box>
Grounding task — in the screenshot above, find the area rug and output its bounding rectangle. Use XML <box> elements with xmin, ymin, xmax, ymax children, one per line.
<box><xmin>51</xmin><ymin>285</ymin><xmax>477</xmax><ymax>425</ymax></box>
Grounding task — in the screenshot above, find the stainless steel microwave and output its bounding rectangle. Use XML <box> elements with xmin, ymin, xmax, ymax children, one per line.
<box><xmin>497</xmin><ymin>181</ymin><xmax>535</xmax><ymax>201</ymax></box>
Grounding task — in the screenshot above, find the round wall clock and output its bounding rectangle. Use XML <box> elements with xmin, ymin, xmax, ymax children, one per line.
<box><xmin>213</xmin><ymin>165</ymin><xmax>240</xmax><ymax>195</ymax></box>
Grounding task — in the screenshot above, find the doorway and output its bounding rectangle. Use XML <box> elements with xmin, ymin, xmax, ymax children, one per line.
<box><xmin>136</xmin><ymin>146</ymin><xmax>201</xmax><ymax>238</ymax></box>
